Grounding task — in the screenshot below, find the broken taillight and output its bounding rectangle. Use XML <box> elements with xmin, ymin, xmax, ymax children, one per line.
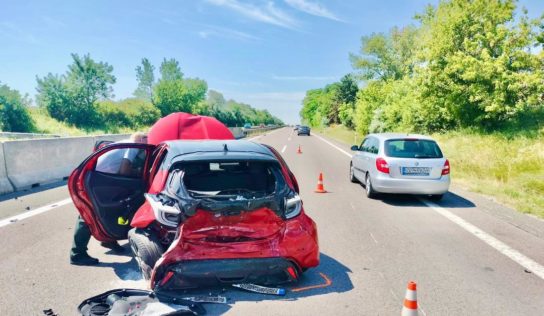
<box><xmin>284</xmin><ymin>195</ymin><xmax>302</xmax><ymax>219</ymax></box>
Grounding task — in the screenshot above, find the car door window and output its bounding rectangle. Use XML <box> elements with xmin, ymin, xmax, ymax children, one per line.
<box><xmin>360</xmin><ymin>138</ymin><xmax>371</xmax><ymax>152</ymax></box>
<box><xmin>96</xmin><ymin>148</ymin><xmax>148</xmax><ymax>178</ymax></box>
<box><xmin>368</xmin><ymin>138</ymin><xmax>379</xmax><ymax>154</ymax></box>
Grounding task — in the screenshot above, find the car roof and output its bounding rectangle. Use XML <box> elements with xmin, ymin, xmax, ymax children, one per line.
<box><xmin>367</xmin><ymin>133</ymin><xmax>435</xmax><ymax>141</ymax></box>
<box><xmin>164</xmin><ymin>139</ymin><xmax>276</xmax><ymax>161</ymax></box>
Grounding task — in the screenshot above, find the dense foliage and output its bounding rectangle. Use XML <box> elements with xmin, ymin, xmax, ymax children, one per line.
<box><xmin>0</xmin><ymin>83</ymin><xmax>35</xmax><ymax>132</ymax></box>
<box><xmin>300</xmin><ymin>0</ymin><xmax>544</xmax><ymax>135</ymax></box>
<box><xmin>30</xmin><ymin>55</ymin><xmax>282</xmax><ymax>133</ymax></box>
<box><xmin>36</xmin><ymin>54</ymin><xmax>116</xmax><ymax>129</ymax></box>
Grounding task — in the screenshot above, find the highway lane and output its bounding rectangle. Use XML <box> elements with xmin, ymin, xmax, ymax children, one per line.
<box><xmin>1</xmin><ymin>127</ymin><xmax>544</xmax><ymax>315</ymax></box>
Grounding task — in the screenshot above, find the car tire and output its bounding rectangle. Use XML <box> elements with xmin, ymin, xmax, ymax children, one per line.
<box><xmin>128</xmin><ymin>228</ymin><xmax>164</xmax><ymax>280</ymax></box>
<box><xmin>349</xmin><ymin>163</ymin><xmax>358</xmax><ymax>183</ymax></box>
<box><xmin>429</xmin><ymin>194</ymin><xmax>443</xmax><ymax>201</ymax></box>
<box><xmin>365</xmin><ymin>173</ymin><xmax>377</xmax><ymax>199</ymax></box>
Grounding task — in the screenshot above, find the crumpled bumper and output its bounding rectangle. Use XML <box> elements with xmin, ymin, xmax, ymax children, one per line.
<box><xmin>151</xmin><ymin>211</ymin><xmax>319</xmax><ymax>289</ymax></box>
<box><xmin>155</xmin><ymin>257</ymin><xmax>299</xmax><ymax>291</ymax></box>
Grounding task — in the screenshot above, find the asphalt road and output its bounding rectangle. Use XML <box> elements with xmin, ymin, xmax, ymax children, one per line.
<box><xmin>1</xmin><ymin>127</ymin><xmax>544</xmax><ymax>315</ymax></box>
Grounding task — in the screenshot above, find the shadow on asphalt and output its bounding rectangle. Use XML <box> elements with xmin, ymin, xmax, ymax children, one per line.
<box><xmin>179</xmin><ymin>253</ymin><xmax>354</xmax><ymax>315</ymax></box>
<box><xmin>0</xmin><ymin>180</ymin><xmax>67</xmax><ymax>202</ymax></box>
<box><xmin>98</xmin><ymin>257</ymin><xmax>141</xmax><ymax>279</ymax></box>
<box><xmin>377</xmin><ymin>191</ymin><xmax>476</xmax><ymax>208</ymax></box>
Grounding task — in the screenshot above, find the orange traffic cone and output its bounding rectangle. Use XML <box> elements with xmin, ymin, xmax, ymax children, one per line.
<box><xmin>314</xmin><ymin>172</ymin><xmax>327</xmax><ymax>193</ymax></box>
<box><xmin>297</xmin><ymin>145</ymin><xmax>302</xmax><ymax>154</ymax></box>
<box><xmin>401</xmin><ymin>281</ymin><xmax>418</xmax><ymax>316</ymax></box>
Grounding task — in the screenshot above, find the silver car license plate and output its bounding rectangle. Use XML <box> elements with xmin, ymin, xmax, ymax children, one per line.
<box><xmin>401</xmin><ymin>167</ymin><xmax>430</xmax><ymax>176</ymax></box>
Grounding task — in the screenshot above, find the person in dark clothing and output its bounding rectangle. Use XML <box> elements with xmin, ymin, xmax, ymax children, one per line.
<box><xmin>70</xmin><ymin>216</ymin><xmax>126</xmax><ymax>265</ymax></box>
<box><xmin>70</xmin><ymin>132</ymin><xmax>147</xmax><ymax>266</ymax></box>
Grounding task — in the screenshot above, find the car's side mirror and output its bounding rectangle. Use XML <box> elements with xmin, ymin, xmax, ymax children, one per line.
<box><xmin>350</xmin><ymin>145</ymin><xmax>359</xmax><ymax>151</ymax></box>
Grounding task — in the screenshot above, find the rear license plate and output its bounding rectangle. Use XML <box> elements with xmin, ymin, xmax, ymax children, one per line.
<box><xmin>401</xmin><ymin>167</ymin><xmax>430</xmax><ymax>176</ymax></box>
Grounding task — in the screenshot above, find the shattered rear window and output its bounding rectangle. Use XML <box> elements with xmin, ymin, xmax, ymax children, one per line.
<box><xmin>170</xmin><ymin>161</ymin><xmax>278</xmax><ymax>199</ymax></box>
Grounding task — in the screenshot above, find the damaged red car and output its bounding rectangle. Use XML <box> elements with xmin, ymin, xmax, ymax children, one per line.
<box><xmin>68</xmin><ymin>116</ymin><xmax>319</xmax><ymax>291</ymax></box>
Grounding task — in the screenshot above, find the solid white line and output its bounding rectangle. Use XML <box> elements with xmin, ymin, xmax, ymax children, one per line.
<box><xmin>0</xmin><ymin>198</ymin><xmax>73</xmax><ymax>228</ymax></box>
<box><xmin>313</xmin><ymin>133</ymin><xmax>353</xmax><ymax>158</ymax></box>
<box><xmin>421</xmin><ymin>199</ymin><xmax>544</xmax><ymax>281</ymax></box>
<box><xmin>369</xmin><ymin>232</ymin><xmax>378</xmax><ymax>244</ymax></box>
<box><xmin>281</xmin><ymin>145</ymin><xmax>287</xmax><ymax>153</ymax></box>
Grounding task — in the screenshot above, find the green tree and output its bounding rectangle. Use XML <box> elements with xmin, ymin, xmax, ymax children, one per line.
<box><xmin>350</xmin><ymin>26</ymin><xmax>418</xmax><ymax>81</ymax></box>
<box><xmin>416</xmin><ymin>0</ymin><xmax>544</xmax><ymax>129</ymax></box>
<box><xmin>134</xmin><ymin>58</ymin><xmax>155</xmax><ymax>101</ymax></box>
<box><xmin>0</xmin><ymin>83</ymin><xmax>35</xmax><ymax>132</ymax></box>
<box><xmin>159</xmin><ymin>58</ymin><xmax>183</xmax><ymax>81</ymax></box>
<box><xmin>36</xmin><ymin>53</ymin><xmax>116</xmax><ymax>128</ymax></box>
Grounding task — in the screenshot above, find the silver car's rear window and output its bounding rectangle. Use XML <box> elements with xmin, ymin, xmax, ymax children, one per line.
<box><xmin>384</xmin><ymin>139</ymin><xmax>443</xmax><ymax>158</ymax></box>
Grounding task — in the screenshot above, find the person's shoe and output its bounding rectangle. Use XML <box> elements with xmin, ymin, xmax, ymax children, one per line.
<box><xmin>70</xmin><ymin>253</ymin><xmax>99</xmax><ymax>266</ymax></box>
<box><xmin>100</xmin><ymin>241</ymin><xmax>126</xmax><ymax>254</ymax></box>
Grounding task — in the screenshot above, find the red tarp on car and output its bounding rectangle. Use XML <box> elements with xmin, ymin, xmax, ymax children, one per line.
<box><xmin>147</xmin><ymin>112</ymin><xmax>234</xmax><ymax>145</ymax></box>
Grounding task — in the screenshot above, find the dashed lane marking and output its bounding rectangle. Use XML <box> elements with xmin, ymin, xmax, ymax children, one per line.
<box><xmin>0</xmin><ymin>198</ymin><xmax>72</xmax><ymax>228</ymax></box>
<box><xmin>369</xmin><ymin>232</ymin><xmax>378</xmax><ymax>244</ymax></box>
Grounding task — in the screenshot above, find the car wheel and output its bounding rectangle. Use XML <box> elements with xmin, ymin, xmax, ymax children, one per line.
<box><xmin>128</xmin><ymin>228</ymin><xmax>164</xmax><ymax>280</ymax></box>
<box><xmin>429</xmin><ymin>194</ymin><xmax>443</xmax><ymax>201</ymax></box>
<box><xmin>365</xmin><ymin>173</ymin><xmax>377</xmax><ymax>199</ymax></box>
<box><xmin>349</xmin><ymin>163</ymin><xmax>358</xmax><ymax>183</ymax></box>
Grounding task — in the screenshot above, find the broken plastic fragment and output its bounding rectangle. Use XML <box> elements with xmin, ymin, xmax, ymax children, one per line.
<box><xmin>232</xmin><ymin>283</ymin><xmax>286</xmax><ymax>296</ymax></box>
<box><xmin>182</xmin><ymin>296</ymin><xmax>227</xmax><ymax>304</ymax></box>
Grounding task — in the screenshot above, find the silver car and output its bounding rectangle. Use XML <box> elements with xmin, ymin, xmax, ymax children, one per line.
<box><xmin>349</xmin><ymin>133</ymin><xmax>450</xmax><ymax>200</ymax></box>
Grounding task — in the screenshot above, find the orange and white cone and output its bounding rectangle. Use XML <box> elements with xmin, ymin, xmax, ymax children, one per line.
<box><xmin>297</xmin><ymin>145</ymin><xmax>302</xmax><ymax>154</ymax></box>
<box><xmin>401</xmin><ymin>281</ymin><xmax>418</xmax><ymax>316</ymax></box>
<box><xmin>314</xmin><ymin>172</ymin><xmax>327</xmax><ymax>193</ymax></box>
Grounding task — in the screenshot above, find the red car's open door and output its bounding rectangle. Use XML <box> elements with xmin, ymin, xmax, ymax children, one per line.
<box><xmin>68</xmin><ymin>143</ymin><xmax>156</xmax><ymax>242</ymax></box>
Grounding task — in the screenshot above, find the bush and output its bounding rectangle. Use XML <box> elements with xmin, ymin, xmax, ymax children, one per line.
<box><xmin>0</xmin><ymin>83</ymin><xmax>35</xmax><ymax>132</ymax></box>
<box><xmin>97</xmin><ymin>98</ymin><xmax>162</xmax><ymax>131</ymax></box>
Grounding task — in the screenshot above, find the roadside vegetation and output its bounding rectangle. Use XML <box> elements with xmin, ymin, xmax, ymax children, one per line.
<box><xmin>1</xmin><ymin>55</ymin><xmax>282</xmax><ymax>136</ymax></box>
<box><xmin>302</xmin><ymin>0</ymin><xmax>544</xmax><ymax>217</ymax></box>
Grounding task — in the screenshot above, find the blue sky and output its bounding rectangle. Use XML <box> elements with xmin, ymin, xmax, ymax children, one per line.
<box><xmin>1</xmin><ymin>0</ymin><xmax>543</xmax><ymax>124</ymax></box>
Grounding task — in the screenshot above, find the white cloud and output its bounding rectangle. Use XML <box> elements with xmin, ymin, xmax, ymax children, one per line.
<box><xmin>205</xmin><ymin>0</ymin><xmax>298</xmax><ymax>29</ymax></box>
<box><xmin>198</xmin><ymin>25</ymin><xmax>260</xmax><ymax>41</ymax></box>
<box><xmin>284</xmin><ymin>0</ymin><xmax>343</xmax><ymax>22</ymax></box>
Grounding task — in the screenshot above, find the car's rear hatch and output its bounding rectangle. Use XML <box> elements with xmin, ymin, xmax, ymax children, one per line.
<box><xmin>384</xmin><ymin>138</ymin><xmax>446</xmax><ymax>180</ymax></box>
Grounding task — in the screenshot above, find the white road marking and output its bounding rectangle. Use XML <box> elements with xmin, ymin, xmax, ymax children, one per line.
<box><xmin>313</xmin><ymin>133</ymin><xmax>353</xmax><ymax>158</ymax></box>
<box><xmin>369</xmin><ymin>232</ymin><xmax>378</xmax><ymax>244</ymax></box>
<box><xmin>421</xmin><ymin>199</ymin><xmax>544</xmax><ymax>281</ymax></box>
<box><xmin>315</xmin><ymin>131</ymin><xmax>544</xmax><ymax>281</ymax></box>
<box><xmin>0</xmin><ymin>198</ymin><xmax>73</xmax><ymax>228</ymax></box>
<box><xmin>281</xmin><ymin>145</ymin><xmax>287</xmax><ymax>153</ymax></box>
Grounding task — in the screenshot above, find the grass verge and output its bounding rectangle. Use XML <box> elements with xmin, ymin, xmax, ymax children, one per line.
<box><xmin>316</xmin><ymin>124</ymin><xmax>544</xmax><ymax>219</ymax></box>
<box><xmin>28</xmin><ymin>107</ymin><xmax>137</xmax><ymax>136</ymax></box>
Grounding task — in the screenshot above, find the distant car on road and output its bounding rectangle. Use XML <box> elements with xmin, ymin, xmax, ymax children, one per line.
<box><xmin>349</xmin><ymin>133</ymin><xmax>450</xmax><ymax>200</ymax></box>
<box><xmin>297</xmin><ymin>126</ymin><xmax>311</xmax><ymax>136</ymax></box>
<box><xmin>243</xmin><ymin>123</ymin><xmax>252</xmax><ymax>129</ymax></box>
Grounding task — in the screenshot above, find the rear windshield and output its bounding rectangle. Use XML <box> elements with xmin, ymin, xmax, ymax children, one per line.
<box><xmin>384</xmin><ymin>139</ymin><xmax>443</xmax><ymax>158</ymax></box>
<box><xmin>169</xmin><ymin>160</ymin><xmax>280</xmax><ymax>199</ymax></box>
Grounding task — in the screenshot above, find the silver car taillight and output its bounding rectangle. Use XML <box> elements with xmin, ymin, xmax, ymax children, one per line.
<box><xmin>145</xmin><ymin>194</ymin><xmax>181</xmax><ymax>227</ymax></box>
<box><xmin>284</xmin><ymin>194</ymin><xmax>302</xmax><ymax>219</ymax></box>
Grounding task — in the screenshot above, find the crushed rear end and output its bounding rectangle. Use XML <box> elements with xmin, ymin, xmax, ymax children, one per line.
<box><xmin>147</xmin><ymin>152</ymin><xmax>319</xmax><ymax>290</ymax></box>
